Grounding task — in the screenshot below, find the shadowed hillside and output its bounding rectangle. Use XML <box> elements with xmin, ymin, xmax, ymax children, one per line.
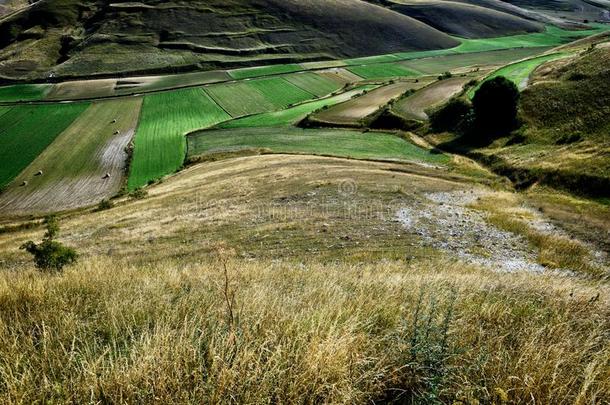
<box><xmin>390</xmin><ymin>0</ymin><xmax>544</xmax><ymax>38</ymax></box>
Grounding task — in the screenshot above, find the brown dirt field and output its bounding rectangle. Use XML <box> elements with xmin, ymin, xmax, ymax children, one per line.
<box><xmin>393</xmin><ymin>76</ymin><xmax>471</xmax><ymax>120</ymax></box>
<box><xmin>311</xmin><ymin>80</ymin><xmax>431</xmax><ymax>125</ymax></box>
<box><xmin>0</xmin><ymin>98</ymin><xmax>143</xmax><ymax>215</ymax></box>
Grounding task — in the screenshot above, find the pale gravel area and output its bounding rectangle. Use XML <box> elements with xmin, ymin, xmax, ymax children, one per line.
<box><xmin>396</xmin><ymin>190</ymin><xmax>552</xmax><ymax>273</ymax></box>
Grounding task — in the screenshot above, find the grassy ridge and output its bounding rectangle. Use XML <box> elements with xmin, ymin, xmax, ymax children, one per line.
<box><xmin>128</xmin><ymin>89</ymin><xmax>230</xmax><ymax>190</ymax></box>
<box><xmin>188</xmin><ymin>127</ymin><xmax>450</xmax><ymax>164</ymax></box>
<box><xmin>218</xmin><ymin>86</ymin><xmax>376</xmax><ymax>129</ymax></box>
<box><xmin>0</xmin><ymin>103</ymin><xmax>89</xmax><ymax>189</ymax></box>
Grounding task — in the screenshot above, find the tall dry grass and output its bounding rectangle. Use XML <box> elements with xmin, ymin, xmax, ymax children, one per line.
<box><xmin>0</xmin><ymin>256</ymin><xmax>608</xmax><ymax>403</ymax></box>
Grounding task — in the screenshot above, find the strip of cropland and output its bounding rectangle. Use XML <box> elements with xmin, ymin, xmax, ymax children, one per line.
<box><xmin>229</xmin><ymin>64</ymin><xmax>303</xmax><ymax>80</ymax></box>
<box><xmin>400</xmin><ymin>46</ymin><xmax>552</xmax><ymax>74</ymax></box>
<box><xmin>0</xmin><ymin>98</ymin><xmax>143</xmax><ymax>214</ymax></box>
<box><xmin>468</xmin><ymin>53</ymin><xmax>570</xmax><ymax>97</ymax></box>
<box><xmin>310</xmin><ymin>80</ymin><xmax>431</xmax><ymax>126</ymax></box>
<box><xmin>347</xmin><ymin>63</ymin><xmax>421</xmax><ymax>79</ymax></box>
<box><xmin>0</xmin><ymin>84</ymin><xmax>50</xmax><ymax>102</ymax></box>
<box><xmin>128</xmin><ymin>88</ymin><xmax>231</xmax><ymax>190</ymax></box>
<box><xmin>218</xmin><ymin>86</ymin><xmax>377</xmax><ymax>129</ymax></box>
<box><xmin>283</xmin><ymin>72</ymin><xmax>344</xmax><ymax>97</ymax></box>
<box><xmin>394</xmin><ymin>76</ymin><xmax>473</xmax><ymax>121</ymax></box>
<box><xmin>188</xmin><ymin>127</ymin><xmax>450</xmax><ymax>165</ymax></box>
<box><xmin>204</xmin><ymin>77</ymin><xmax>315</xmax><ymax>117</ymax></box>
<box><xmin>0</xmin><ymin>102</ymin><xmax>89</xmax><ymax>189</ymax></box>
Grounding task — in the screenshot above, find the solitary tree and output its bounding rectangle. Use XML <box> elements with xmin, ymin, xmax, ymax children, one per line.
<box><xmin>472</xmin><ymin>76</ymin><xmax>520</xmax><ymax>139</ymax></box>
<box><xmin>20</xmin><ymin>216</ymin><xmax>78</xmax><ymax>272</ymax></box>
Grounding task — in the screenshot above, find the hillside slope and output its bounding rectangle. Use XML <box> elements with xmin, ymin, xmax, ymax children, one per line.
<box><xmin>0</xmin><ymin>0</ymin><xmax>459</xmax><ymax>80</ymax></box>
<box><xmin>390</xmin><ymin>0</ymin><xmax>544</xmax><ymax>38</ymax></box>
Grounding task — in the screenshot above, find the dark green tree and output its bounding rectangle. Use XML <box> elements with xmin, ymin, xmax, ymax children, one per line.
<box><xmin>20</xmin><ymin>216</ymin><xmax>78</xmax><ymax>272</ymax></box>
<box><xmin>472</xmin><ymin>76</ymin><xmax>520</xmax><ymax>138</ymax></box>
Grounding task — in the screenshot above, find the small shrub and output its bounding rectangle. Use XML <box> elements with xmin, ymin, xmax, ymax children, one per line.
<box><xmin>437</xmin><ymin>71</ymin><xmax>453</xmax><ymax>81</ymax></box>
<box><xmin>96</xmin><ymin>199</ymin><xmax>114</xmax><ymax>211</ymax></box>
<box><xmin>20</xmin><ymin>216</ymin><xmax>78</xmax><ymax>273</ymax></box>
<box><xmin>130</xmin><ymin>188</ymin><xmax>148</xmax><ymax>200</ymax></box>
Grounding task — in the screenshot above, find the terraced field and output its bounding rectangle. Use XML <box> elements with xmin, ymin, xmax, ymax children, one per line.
<box><xmin>311</xmin><ymin>80</ymin><xmax>431</xmax><ymax>126</ymax></box>
<box><xmin>0</xmin><ymin>98</ymin><xmax>143</xmax><ymax>214</ymax></box>
<box><xmin>394</xmin><ymin>77</ymin><xmax>473</xmax><ymax>120</ymax></box>
<box><xmin>188</xmin><ymin>127</ymin><xmax>450</xmax><ymax>165</ymax></box>
<box><xmin>0</xmin><ymin>103</ymin><xmax>89</xmax><ymax>189</ymax></box>
<box><xmin>219</xmin><ymin>87</ymin><xmax>375</xmax><ymax>129</ymax></box>
<box><xmin>128</xmin><ymin>89</ymin><xmax>231</xmax><ymax>190</ymax></box>
<box><xmin>284</xmin><ymin>72</ymin><xmax>343</xmax><ymax>97</ymax></box>
<box><xmin>347</xmin><ymin>63</ymin><xmax>421</xmax><ymax>79</ymax></box>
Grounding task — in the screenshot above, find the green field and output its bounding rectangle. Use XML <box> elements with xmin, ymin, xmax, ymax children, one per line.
<box><xmin>128</xmin><ymin>89</ymin><xmax>231</xmax><ymax>190</ymax></box>
<box><xmin>0</xmin><ymin>103</ymin><xmax>89</xmax><ymax>188</ymax></box>
<box><xmin>219</xmin><ymin>86</ymin><xmax>376</xmax><ymax>129</ymax></box>
<box><xmin>205</xmin><ymin>77</ymin><xmax>315</xmax><ymax>117</ymax></box>
<box><xmin>0</xmin><ymin>84</ymin><xmax>51</xmax><ymax>102</ymax></box>
<box><xmin>400</xmin><ymin>47</ymin><xmax>552</xmax><ymax>74</ymax></box>
<box><xmin>347</xmin><ymin>63</ymin><xmax>421</xmax><ymax>79</ymax></box>
<box><xmin>468</xmin><ymin>53</ymin><xmax>568</xmax><ymax>97</ymax></box>
<box><xmin>188</xmin><ymin>127</ymin><xmax>450</xmax><ymax>165</ymax></box>
<box><xmin>284</xmin><ymin>72</ymin><xmax>343</xmax><ymax>97</ymax></box>
<box><xmin>229</xmin><ymin>64</ymin><xmax>303</xmax><ymax>80</ymax></box>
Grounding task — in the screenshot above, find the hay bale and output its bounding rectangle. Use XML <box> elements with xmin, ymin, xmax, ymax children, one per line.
<box><xmin>21</xmin><ymin>181</ymin><xmax>28</xmax><ymax>187</ymax></box>
<box><xmin>114</xmin><ymin>130</ymin><xmax>120</xmax><ymax>135</ymax></box>
<box><xmin>103</xmin><ymin>173</ymin><xmax>111</xmax><ymax>179</ymax></box>
<box><xmin>36</xmin><ymin>170</ymin><xmax>43</xmax><ymax>176</ymax></box>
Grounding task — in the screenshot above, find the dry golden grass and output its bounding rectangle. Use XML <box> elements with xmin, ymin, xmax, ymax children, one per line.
<box><xmin>0</xmin><ymin>256</ymin><xmax>608</xmax><ymax>403</ymax></box>
<box><xmin>0</xmin><ymin>155</ymin><xmax>608</xmax><ymax>403</ymax></box>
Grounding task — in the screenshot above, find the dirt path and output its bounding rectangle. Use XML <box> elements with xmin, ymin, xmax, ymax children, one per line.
<box><xmin>0</xmin><ymin>98</ymin><xmax>142</xmax><ymax>215</ymax></box>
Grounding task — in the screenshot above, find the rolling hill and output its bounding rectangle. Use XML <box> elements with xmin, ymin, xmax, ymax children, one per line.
<box><xmin>0</xmin><ymin>0</ymin><xmax>459</xmax><ymax>80</ymax></box>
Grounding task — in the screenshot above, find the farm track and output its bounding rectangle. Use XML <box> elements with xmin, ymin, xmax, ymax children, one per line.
<box><xmin>0</xmin><ymin>98</ymin><xmax>143</xmax><ymax>214</ymax></box>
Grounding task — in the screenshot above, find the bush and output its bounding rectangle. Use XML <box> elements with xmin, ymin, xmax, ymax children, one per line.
<box><xmin>96</xmin><ymin>199</ymin><xmax>114</xmax><ymax>211</ymax></box>
<box><xmin>438</xmin><ymin>71</ymin><xmax>453</xmax><ymax>81</ymax></box>
<box><xmin>429</xmin><ymin>98</ymin><xmax>472</xmax><ymax>133</ymax></box>
<box><xmin>472</xmin><ymin>76</ymin><xmax>520</xmax><ymax>139</ymax></box>
<box><xmin>20</xmin><ymin>216</ymin><xmax>78</xmax><ymax>273</ymax></box>
<box><xmin>130</xmin><ymin>188</ymin><xmax>148</xmax><ymax>200</ymax></box>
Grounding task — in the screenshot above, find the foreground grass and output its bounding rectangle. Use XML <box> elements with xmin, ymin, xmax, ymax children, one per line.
<box><xmin>0</xmin><ymin>256</ymin><xmax>608</xmax><ymax>403</ymax></box>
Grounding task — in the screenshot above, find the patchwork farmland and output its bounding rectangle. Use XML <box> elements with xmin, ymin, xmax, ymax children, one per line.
<box><xmin>0</xmin><ymin>98</ymin><xmax>143</xmax><ymax>214</ymax></box>
<box><xmin>128</xmin><ymin>89</ymin><xmax>231</xmax><ymax>190</ymax></box>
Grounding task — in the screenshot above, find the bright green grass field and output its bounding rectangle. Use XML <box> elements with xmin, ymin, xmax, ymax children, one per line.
<box><xmin>229</xmin><ymin>64</ymin><xmax>303</xmax><ymax>80</ymax></box>
<box><xmin>187</xmin><ymin>127</ymin><xmax>450</xmax><ymax>165</ymax></box>
<box><xmin>128</xmin><ymin>88</ymin><xmax>231</xmax><ymax>190</ymax></box>
<box><xmin>205</xmin><ymin>77</ymin><xmax>315</xmax><ymax>117</ymax></box>
<box><xmin>219</xmin><ymin>86</ymin><xmax>377</xmax><ymax>129</ymax></box>
<box><xmin>0</xmin><ymin>103</ymin><xmax>89</xmax><ymax>188</ymax></box>
<box><xmin>0</xmin><ymin>84</ymin><xmax>52</xmax><ymax>102</ymax></box>
<box><xmin>284</xmin><ymin>72</ymin><xmax>343</xmax><ymax>97</ymax></box>
<box><xmin>468</xmin><ymin>53</ymin><xmax>568</xmax><ymax>98</ymax></box>
<box><xmin>347</xmin><ymin>63</ymin><xmax>421</xmax><ymax>79</ymax></box>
